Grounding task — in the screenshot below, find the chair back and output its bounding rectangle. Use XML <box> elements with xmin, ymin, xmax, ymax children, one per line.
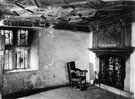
<box><xmin>67</xmin><ymin>61</ymin><xmax>76</xmax><ymax>70</ymax></box>
<box><xmin>67</xmin><ymin>61</ymin><xmax>87</xmax><ymax>88</ymax></box>
<box><xmin>67</xmin><ymin>61</ymin><xmax>76</xmax><ymax>84</ymax></box>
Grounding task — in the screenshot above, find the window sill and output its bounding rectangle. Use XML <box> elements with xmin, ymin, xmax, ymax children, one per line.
<box><xmin>5</xmin><ymin>69</ymin><xmax>38</xmax><ymax>73</ymax></box>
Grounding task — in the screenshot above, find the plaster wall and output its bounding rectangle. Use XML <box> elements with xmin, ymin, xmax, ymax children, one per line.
<box><xmin>3</xmin><ymin>28</ymin><xmax>90</xmax><ymax>95</ymax></box>
<box><xmin>130</xmin><ymin>22</ymin><xmax>135</xmax><ymax>98</ymax></box>
<box><xmin>124</xmin><ymin>58</ymin><xmax>130</xmax><ymax>91</ymax></box>
<box><xmin>89</xmin><ymin>31</ymin><xmax>96</xmax><ymax>83</ymax></box>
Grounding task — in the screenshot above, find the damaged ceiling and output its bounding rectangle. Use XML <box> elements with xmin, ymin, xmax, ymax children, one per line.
<box><xmin>0</xmin><ymin>0</ymin><xmax>135</xmax><ymax>31</ymax></box>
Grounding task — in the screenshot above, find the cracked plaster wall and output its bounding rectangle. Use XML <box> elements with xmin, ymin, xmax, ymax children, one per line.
<box><xmin>3</xmin><ymin>28</ymin><xmax>90</xmax><ymax>95</ymax></box>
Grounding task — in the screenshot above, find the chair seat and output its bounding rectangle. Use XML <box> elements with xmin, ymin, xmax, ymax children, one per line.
<box><xmin>72</xmin><ymin>78</ymin><xmax>81</xmax><ymax>82</ymax></box>
<box><xmin>67</xmin><ymin>61</ymin><xmax>87</xmax><ymax>89</ymax></box>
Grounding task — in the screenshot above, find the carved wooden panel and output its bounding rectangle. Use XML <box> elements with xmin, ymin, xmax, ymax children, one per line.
<box><xmin>98</xmin><ymin>21</ymin><xmax>123</xmax><ymax>47</ymax></box>
<box><xmin>91</xmin><ymin>19</ymin><xmax>131</xmax><ymax>48</ymax></box>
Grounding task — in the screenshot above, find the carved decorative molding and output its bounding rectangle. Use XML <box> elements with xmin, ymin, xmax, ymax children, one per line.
<box><xmin>3</xmin><ymin>18</ymin><xmax>50</xmax><ymax>27</ymax></box>
<box><xmin>88</xmin><ymin>12</ymin><xmax>132</xmax><ymax>32</ymax></box>
<box><xmin>91</xmin><ymin>18</ymin><xmax>133</xmax><ymax>48</ymax></box>
<box><xmin>98</xmin><ymin>20</ymin><xmax>124</xmax><ymax>47</ymax></box>
<box><xmin>89</xmin><ymin>18</ymin><xmax>134</xmax><ymax>58</ymax></box>
<box><xmin>89</xmin><ymin>47</ymin><xmax>134</xmax><ymax>58</ymax></box>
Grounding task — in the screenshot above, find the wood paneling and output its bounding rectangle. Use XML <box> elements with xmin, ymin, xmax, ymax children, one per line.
<box><xmin>92</xmin><ymin>19</ymin><xmax>131</xmax><ymax>48</ymax></box>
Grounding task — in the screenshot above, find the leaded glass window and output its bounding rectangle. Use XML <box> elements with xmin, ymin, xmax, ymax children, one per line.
<box><xmin>16</xmin><ymin>48</ymin><xmax>29</xmax><ymax>69</ymax></box>
<box><xmin>0</xmin><ymin>29</ymin><xmax>30</xmax><ymax>71</ymax></box>
<box><xmin>4</xmin><ymin>50</ymin><xmax>13</xmax><ymax>70</ymax></box>
<box><xmin>17</xmin><ymin>29</ymin><xmax>28</xmax><ymax>45</ymax></box>
<box><xmin>0</xmin><ymin>30</ymin><xmax>13</xmax><ymax>45</ymax></box>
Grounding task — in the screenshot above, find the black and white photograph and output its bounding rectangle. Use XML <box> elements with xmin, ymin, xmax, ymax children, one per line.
<box><xmin>0</xmin><ymin>0</ymin><xmax>135</xmax><ymax>99</ymax></box>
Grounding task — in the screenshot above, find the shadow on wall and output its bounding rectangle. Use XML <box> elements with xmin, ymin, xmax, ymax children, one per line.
<box><xmin>89</xmin><ymin>62</ymin><xmax>95</xmax><ymax>84</ymax></box>
<box><xmin>65</xmin><ymin>62</ymin><xmax>70</xmax><ymax>84</ymax></box>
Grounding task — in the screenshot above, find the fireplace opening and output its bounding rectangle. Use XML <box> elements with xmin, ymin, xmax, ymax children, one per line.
<box><xmin>99</xmin><ymin>55</ymin><xmax>126</xmax><ymax>90</ymax></box>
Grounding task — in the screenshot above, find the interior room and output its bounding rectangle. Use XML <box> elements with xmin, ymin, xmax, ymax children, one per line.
<box><xmin>0</xmin><ymin>0</ymin><xmax>135</xmax><ymax>99</ymax></box>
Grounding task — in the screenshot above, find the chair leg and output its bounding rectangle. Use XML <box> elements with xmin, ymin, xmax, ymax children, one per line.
<box><xmin>99</xmin><ymin>82</ymin><xmax>100</xmax><ymax>88</ymax></box>
<box><xmin>79</xmin><ymin>81</ymin><xmax>82</xmax><ymax>89</ymax></box>
<box><xmin>71</xmin><ymin>82</ymin><xmax>74</xmax><ymax>88</ymax></box>
<box><xmin>70</xmin><ymin>81</ymin><xmax>73</xmax><ymax>88</ymax></box>
<box><xmin>85</xmin><ymin>79</ymin><xmax>86</xmax><ymax>85</ymax></box>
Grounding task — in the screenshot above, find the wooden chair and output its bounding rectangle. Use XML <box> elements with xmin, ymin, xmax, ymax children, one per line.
<box><xmin>67</xmin><ymin>61</ymin><xmax>87</xmax><ymax>90</ymax></box>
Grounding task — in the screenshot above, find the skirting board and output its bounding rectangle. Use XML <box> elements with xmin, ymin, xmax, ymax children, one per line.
<box><xmin>95</xmin><ymin>84</ymin><xmax>134</xmax><ymax>99</ymax></box>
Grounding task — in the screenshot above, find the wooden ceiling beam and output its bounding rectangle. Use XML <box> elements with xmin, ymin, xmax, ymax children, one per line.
<box><xmin>14</xmin><ymin>2</ymin><xmax>35</xmax><ymax>14</ymax></box>
<box><xmin>12</xmin><ymin>11</ymin><xmax>20</xmax><ymax>16</ymax></box>
<box><xmin>63</xmin><ymin>0</ymin><xmax>75</xmax><ymax>9</ymax></box>
<box><xmin>14</xmin><ymin>2</ymin><xmax>25</xmax><ymax>9</ymax></box>
<box><xmin>69</xmin><ymin>1</ymin><xmax>87</xmax><ymax>5</ymax></box>
<box><xmin>26</xmin><ymin>9</ymin><xmax>34</xmax><ymax>13</ymax></box>
<box><xmin>41</xmin><ymin>15</ymin><xmax>47</xmax><ymax>19</ymax></box>
<box><xmin>33</xmin><ymin>0</ymin><xmax>40</xmax><ymax>8</ymax></box>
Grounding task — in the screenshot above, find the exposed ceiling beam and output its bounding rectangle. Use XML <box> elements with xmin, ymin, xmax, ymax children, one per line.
<box><xmin>14</xmin><ymin>2</ymin><xmax>49</xmax><ymax>20</ymax></box>
<box><xmin>33</xmin><ymin>0</ymin><xmax>40</xmax><ymax>8</ymax></box>
<box><xmin>14</xmin><ymin>2</ymin><xmax>25</xmax><ymax>9</ymax></box>
<box><xmin>41</xmin><ymin>15</ymin><xmax>47</xmax><ymax>19</ymax></box>
<box><xmin>103</xmin><ymin>4</ymin><xmax>126</xmax><ymax>9</ymax></box>
<box><xmin>14</xmin><ymin>2</ymin><xmax>34</xmax><ymax>14</ymax></box>
<box><xmin>69</xmin><ymin>1</ymin><xmax>87</xmax><ymax>5</ymax></box>
<box><xmin>26</xmin><ymin>9</ymin><xmax>34</xmax><ymax>13</ymax></box>
<box><xmin>98</xmin><ymin>8</ymin><xmax>123</xmax><ymax>11</ymax></box>
<box><xmin>12</xmin><ymin>11</ymin><xmax>20</xmax><ymax>16</ymax></box>
<box><xmin>63</xmin><ymin>0</ymin><xmax>75</xmax><ymax>9</ymax></box>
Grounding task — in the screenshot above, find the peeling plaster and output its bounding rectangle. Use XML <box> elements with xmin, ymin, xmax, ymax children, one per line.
<box><xmin>30</xmin><ymin>75</ymin><xmax>38</xmax><ymax>86</ymax></box>
<box><xmin>48</xmin><ymin>27</ymin><xmax>55</xmax><ymax>38</ymax></box>
<box><xmin>44</xmin><ymin>65</ymin><xmax>49</xmax><ymax>70</ymax></box>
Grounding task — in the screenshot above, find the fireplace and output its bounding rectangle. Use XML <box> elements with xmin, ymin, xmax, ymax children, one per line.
<box><xmin>99</xmin><ymin>55</ymin><xmax>125</xmax><ymax>90</ymax></box>
<box><xmin>89</xmin><ymin>18</ymin><xmax>134</xmax><ymax>90</ymax></box>
<box><xmin>89</xmin><ymin>47</ymin><xmax>134</xmax><ymax>90</ymax></box>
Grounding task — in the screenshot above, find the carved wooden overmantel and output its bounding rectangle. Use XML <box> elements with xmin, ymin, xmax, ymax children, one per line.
<box><xmin>89</xmin><ymin>17</ymin><xmax>134</xmax><ymax>58</ymax></box>
<box><xmin>92</xmin><ymin>19</ymin><xmax>130</xmax><ymax>48</ymax></box>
